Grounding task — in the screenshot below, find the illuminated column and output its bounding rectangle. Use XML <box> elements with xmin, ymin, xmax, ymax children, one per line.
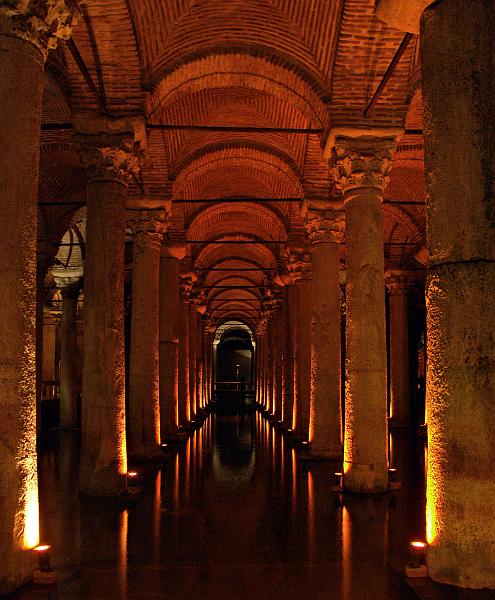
<box><xmin>283</xmin><ymin>284</ymin><xmax>296</xmax><ymax>428</ymax></box>
<box><xmin>159</xmin><ymin>242</ymin><xmax>186</xmax><ymax>440</ymax></box>
<box><xmin>0</xmin><ymin>2</ymin><xmax>79</xmax><ymax>588</ymax></box>
<box><xmin>288</xmin><ymin>250</ymin><xmax>312</xmax><ymax>439</ymax></box>
<box><xmin>53</xmin><ymin>272</ymin><xmax>82</xmax><ymax>429</ymax></box>
<box><xmin>178</xmin><ymin>287</ymin><xmax>191</xmax><ymax>424</ymax></box>
<box><xmin>385</xmin><ymin>270</ymin><xmax>414</xmax><ymax>427</ymax></box>
<box><xmin>419</xmin><ymin>1</ymin><xmax>495</xmax><ymax>587</ymax></box>
<box><xmin>255</xmin><ymin>321</ymin><xmax>267</xmax><ymax>406</ymax></box>
<box><xmin>304</xmin><ymin>209</ymin><xmax>344</xmax><ymax>458</ymax></box>
<box><xmin>332</xmin><ymin>134</ymin><xmax>396</xmax><ymax>493</ymax></box>
<box><xmin>78</xmin><ymin>132</ymin><xmax>139</xmax><ymax>496</ymax></box>
<box><xmin>188</xmin><ymin>306</ymin><xmax>197</xmax><ymax>418</ymax></box>
<box><xmin>273</xmin><ymin>308</ymin><xmax>283</xmax><ymax>421</ymax></box>
<box><xmin>127</xmin><ymin>209</ymin><xmax>169</xmax><ymax>459</ymax></box>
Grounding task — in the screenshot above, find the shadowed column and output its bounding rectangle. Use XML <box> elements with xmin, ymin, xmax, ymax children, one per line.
<box><xmin>159</xmin><ymin>242</ymin><xmax>186</xmax><ymax>440</ymax></box>
<box><xmin>127</xmin><ymin>209</ymin><xmax>170</xmax><ymax>459</ymax></box>
<box><xmin>384</xmin><ymin>270</ymin><xmax>415</xmax><ymax>427</ymax></box>
<box><xmin>52</xmin><ymin>272</ymin><xmax>82</xmax><ymax>429</ymax></box>
<box><xmin>304</xmin><ymin>208</ymin><xmax>344</xmax><ymax>459</ymax></box>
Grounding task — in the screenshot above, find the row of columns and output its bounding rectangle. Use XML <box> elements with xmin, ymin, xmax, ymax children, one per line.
<box><xmin>257</xmin><ymin>147</ymin><xmax>416</xmax><ymax>494</ymax></box>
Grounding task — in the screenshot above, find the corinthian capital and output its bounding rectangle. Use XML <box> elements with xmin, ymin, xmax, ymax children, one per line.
<box><xmin>304</xmin><ymin>209</ymin><xmax>344</xmax><ymax>244</ymax></box>
<box><xmin>127</xmin><ymin>209</ymin><xmax>170</xmax><ymax>238</ymax></box>
<box><xmin>287</xmin><ymin>248</ymin><xmax>312</xmax><ymax>283</ymax></box>
<box><xmin>331</xmin><ymin>136</ymin><xmax>396</xmax><ymax>195</ymax></box>
<box><xmin>0</xmin><ymin>0</ymin><xmax>80</xmax><ymax>57</ymax></box>
<box><xmin>384</xmin><ymin>270</ymin><xmax>417</xmax><ymax>295</ymax></box>
<box><xmin>77</xmin><ymin>137</ymin><xmax>140</xmax><ymax>185</ymax></box>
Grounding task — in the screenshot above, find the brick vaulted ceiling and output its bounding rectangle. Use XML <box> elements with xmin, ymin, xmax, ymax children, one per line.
<box><xmin>40</xmin><ymin>0</ymin><xmax>425</xmax><ymax>327</ymax></box>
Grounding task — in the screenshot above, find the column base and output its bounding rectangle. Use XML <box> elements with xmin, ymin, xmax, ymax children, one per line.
<box><xmin>79</xmin><ymin>467</ymin><xmax>127</xmax><ymax>498</ymax></box>
<box><xmin>343</xmin><ymin>462</ymin><xmax>389</xmax><ymax>494</ymax></box>
<box><xmin>130</xmin><ymin>447</ymin><xmax>167</xmax><ymax>462</ymax></box>
<box><xmin>389</xmin><ymin>418</ymin><xmax>412</xmax><ymax>429</ymax></box>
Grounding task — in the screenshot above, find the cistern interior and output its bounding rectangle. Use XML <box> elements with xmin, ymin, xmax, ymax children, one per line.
<box><xmin>0</xmin><ymin>0</ymin><xmax>494</xmax><ymax>598</ymax></box>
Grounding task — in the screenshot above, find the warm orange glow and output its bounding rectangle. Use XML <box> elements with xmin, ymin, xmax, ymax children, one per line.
<box><xmin>411</xmin><ymin>541</ymin><xmax>427</xmax><ymax>549</ymax></box>
<box><xmin>23</xmin><ymin>481</ymin><xmax>40</xmax><ymax>549</ymax></box>
<box><xmin>34</xmin><ymin>545</ymin><xmax>50</xmax><ymax>552</ymax></box>
<box><xmin>119</xmin><ymin>509</ymin><xmax>128</xmax><ymax>598</ymax></box>
<box><xmin>127</xmin><ymin>471</ymin><xmax>138</xmax><ymax>478</ymax></box>
<box><xmin>342</xmin><ymin>506</ymin><xmax>352</xmax><ymax>600</ymax></box>
<box><xmin>307</xmin><ymin>470</ymin><xmax>315</xmax><ymax>560</ymax></box>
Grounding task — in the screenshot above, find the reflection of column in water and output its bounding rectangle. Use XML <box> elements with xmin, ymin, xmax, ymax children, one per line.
<box><xmin>153</xmin><ymin>472</ymin><xmax>161</xmax><ymax>563</ymax></box>
<box><xmin>280</xmin><ymin>435</ymin><xmax>286</xmax><ymax>494</ymax></box>
<box><xmin>272</xmin><ymin>427</ymin><xmax>276</xmax><ymax>474</ymax></box>
<box><xmin>185</xmin><ymin>436</ymin><xmax>191</xmax><ymax>503</ymax></box>
<box><xmin>307</xmin><ymin>470</ymin><xmax>315</xmax><ymax>562</ymax></box>
<box><xmin>389</xmin><ymin>431</ymin><xmax>394</xmax><ymax>467</ymax></box>
<box><xmin>118</xmin><ymin>509</ymin><xmax>128</xmax><ymax>599</ymax></box>
<box><xmin>341</xmin><ymin>506</ymin><xmax>352</xmax><ymax>600</ymax></box>
<box><xmin>291</xmin><ymin>448</ymin><xmax>297</xmax><ymax>511</ymax></box>
<box><xmin>174</xmin><ymin>454</ymin><xmax>180</xmax><ymax>512</ymax></box>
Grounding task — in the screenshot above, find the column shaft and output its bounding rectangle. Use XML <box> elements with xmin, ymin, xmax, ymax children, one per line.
<box><xmin>178</xmin><ymin>298</ymin><xmax>190</xmax><ymax>424</ymax></box>
<box><xmin>421</xmin><ymin>0</ymin><xmax>495</xmax><ymax>587</ymax></box>
<box><xmin>0</xmin><ymin>19</ymin><xmax>44</xmax><ymax>591</ymax></box>
<box><xmin>159</xmin><ymin>255</ymin><xmax>180</xmax><ymax>438</ymax></box>
<box><xmin>295</xmin><ymin>280</ymin><xmax>311</xmax><ymax>439</ymax></box>
<box><xmin>344</xmin><ymin>189</ymin><xmax>388</xmax><ymax>492</ymax></box>
<box><xmin>128</xmin><ymin>231</ymin><xmax>162</xmax><ymax>458</ymax></box>
<box><xmin>81</xmin><ymin>178</ymin><xmax>128</xmax><ymax>495</ymax></box>
<box><xmin>308</xmin><ymin>234</ymin><xmax>342</xmax><ymax>458</ymax></box>
<box><xmin>59</xmin><ymin>289</ymin><xmax>79</xmax><ymax>428</ymax></box>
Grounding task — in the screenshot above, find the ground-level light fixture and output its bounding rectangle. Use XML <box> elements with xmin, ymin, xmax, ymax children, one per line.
<box><xmin>405</xmin><ymin>541</ymin><xmax>428</xmax><ymax>578</ymax></box>
<box><xmin>33</xmin><ymin>545</ymin><xmax>57</xmax><ymax>585</ymax></box>
<box><xmin>331</xmin><ymin>472</ymin><xmax>343</xmax><ymax>493</ymax></box>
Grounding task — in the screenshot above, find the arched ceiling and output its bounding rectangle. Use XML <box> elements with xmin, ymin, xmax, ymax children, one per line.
<box><xmin>39</xmin><ymin>0</ymin><xmax>426</xmax><ymax>330</ymax></box>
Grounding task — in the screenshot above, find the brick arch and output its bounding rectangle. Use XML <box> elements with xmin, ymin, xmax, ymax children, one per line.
<box><xmin>148</xmin><ymin>54</ymin><xmax>328</xmax><ymax>128</ymax></box>
<box><xmin>187</xmin><ymin>202</ymin><xmax>287</xmax><ymax>243</ymax></box>
<box><xmin>171</xmin><ymin>139</ymin><xmax>303</xmax><ymax>183</ymax></box>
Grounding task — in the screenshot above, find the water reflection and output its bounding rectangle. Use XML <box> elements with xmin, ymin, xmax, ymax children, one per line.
<box><xmin>23</xmin><ymin>413</ymin><xmax>427</xmax><ymax>600</ymax></box>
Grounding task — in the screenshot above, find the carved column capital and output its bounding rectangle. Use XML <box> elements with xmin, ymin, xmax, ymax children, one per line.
<box><xmin>0</xmin><ymin>0</ymin><xmax>80</xmax><ymax>57</ymax></box>
<box><xmin>127</xmin><ymin>209</ymin><xmax>170</xmax><ymax>250</ymax></box>
<box><xmin>304</xmin><ymin>209</ymin><xmax>345</xmax><ymax>244</ymax></box>
<box><xmin>77</xmin><ymin>135</ymin><xmax>140</xmax><ymax>185</ymax></box>
<box><xmin>331</xmin><ymin>136</ymin><xmax>396</xmax><ymax>195</ymax></box>
<box><xmin>384</xmin><ymin>270</ymin><xmax>417</xmax><ymax>295</ymax></box>
<box><xmin>50</xmin><ymin>265</ymin><xmax>82</xmax><ymax>297</ymax></box>
<box><xmin>287</xmin><ymin>249</ymin><xmax>312</xmax><ymax>283</ymax></box>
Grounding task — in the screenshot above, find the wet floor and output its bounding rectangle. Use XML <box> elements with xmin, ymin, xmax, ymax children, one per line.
<box><xmin>10</xmin><ymin>413</ymin><xmax>428</xmax><ymax>600</ymax></box>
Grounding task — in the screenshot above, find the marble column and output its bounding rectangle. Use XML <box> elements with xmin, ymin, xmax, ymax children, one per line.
<box><xmin>304</xmin><ymin>209</ymin><xmax>344</xmax><ymax>458</ymax></box>
<box><xmin>288</xmin><ymin>251</ymin><xmax>312</xmax><ymax>440</ymax></box>
<box><xmin>283</xmin><ymin>284</ymin><xmax>296</xmax><ymax>429</ymax></box>
<box><xmin>159</xmin><ymin>242</ymin><xmax>186</xmax><ymax>440</ymax></box>
<box><xmin>0</xmin><ymin>2</ymin><xmax>79</xmax><ymax>592</ymax></box>
<box><xmin>420</xmin><ymin>0</ymin><xmax>495</xmax><ymax>588</ymax></box>
<box><xmin>127</xmin><ymin>210</ymin><xmax>169</xmax><ymax>459</ymax></box>
<box><xmin>78</xmin><ymin>135</ymin><xmax>139</xmax><ymax>496</ymax></box>
<box><xmin>385</xmin><ymin>270</ymin><xmax>413</xmax><ymax>427</ymax></box>
<box><xmin>178</xmin><ymin>291</ymin><xmax>191</xmax><ymax>424</ymax></box>
<box><xmin>53</xmin><ymin>273</ymin><xmax>82</xmax><ymax>429</ymax></box>
<box><xmin>332</xmin><ymin>135</ymin><xmax>396</xmax><ymax>493</ymax></box>
<box><xmin>188</xmin><ymin>307</ymin><xmax>197</xmax><ymax>418</ymax></box>
<box><xmin>273</xmin><ymin>308</ymin><xmax>283</xmax><ymax>421</ymax></box>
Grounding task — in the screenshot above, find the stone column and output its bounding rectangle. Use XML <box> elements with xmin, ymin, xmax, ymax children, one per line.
<box><xmin>332</xmin><ymin>135</ymin><xmax>396</xmax><ymax>493</ymax></box>
<box><xmin>304</xmin><ymin>209</ymin><xmax>344</xmax><ymax>458</ymax></box>
<box><xmin>288</xmin><ymin>251</ymin><xmax>312</xmax><ymax>440</ymax></box>
<box><xmin>178</xmin><ymin>288</ymin><xmax>191</xmax><ymax>424</ymax></box>
<box><xmin>273</xmin><ymin>308</ymin><xmax>283</xmax><ymax>421</ymax></box>
<box><xmin>159</xmin><ymin>242</ymin><xmax>186</xmax><ymax>440</ymax></box>
<box><xmin>53</xmin><ymin>272</ymin><xmax>82</xmax><ymax>429</ymax></box>
<box><xmin>420</xmin><ymin>1</ymin><xmax>495</xmax><ymax>588</ymax></box>
<box><xmin>283</xmin><ymin>284</ymin><xmax>296</xmax><ymax>429</ymax></box>
<box><xmin>0</xmin><ymin>2</ymin><xmax>79</xmax><ymax>592</ymax></box>
<box><xmin>78</xmin><ymin>134</ymin><xmax>139</xmax><ymax>496</ymax></box>
<box><xmin>385</xmin><ymin>270</ymin><xmax>414</xmax><ymax>427</ymax></box>
<box><xmin>127</xmin><ymin>209</ymin><xmax>169</xmax><ymax>459</ymax></box>
<box><xmin>188</xmin><ymin>306</ymin><xmax>197</xmax><ymax>418</ymax></box>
